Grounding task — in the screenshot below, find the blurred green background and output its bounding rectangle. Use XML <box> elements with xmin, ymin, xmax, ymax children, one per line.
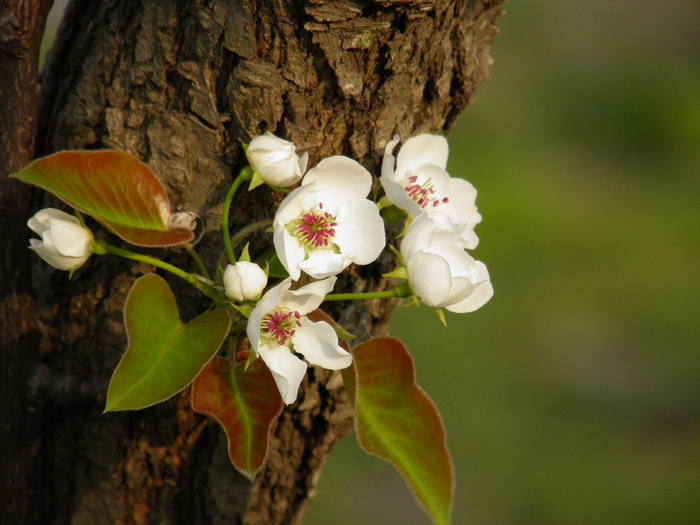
<box><xmin>305</xmin><ymin>1</ymin><xmax>700</xmax><ymax>524</ymax></box>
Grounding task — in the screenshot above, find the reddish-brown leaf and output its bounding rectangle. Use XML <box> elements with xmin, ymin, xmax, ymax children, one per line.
<box><xmin>342</xmin><ymin>337</ymin><xmax>454</xmax><ymax>525</ymax></box>
<box><xmin>191</xmin><ymin>356</ymin><xmax>284</xmax><ymax>480</ymax></box>
<box><xmin>11</xmin><ymin>150</ymin><xmax>194</xmax><ymax>247</ymax></box>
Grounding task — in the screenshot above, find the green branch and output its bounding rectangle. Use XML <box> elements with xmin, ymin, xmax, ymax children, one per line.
<box><xmin>222</xmin><ymin>166</ymin><xmax>254</xmax><ymax>265</ymax></box>
<box><xmin>324</xmin><ymin>281</ymin><xmax>412</xmax><ymax>302</ymax></box>
<box><xmin>94</xmin><ymin>239</ymin><xmax>223</xmax><ymax>302</ymax></box>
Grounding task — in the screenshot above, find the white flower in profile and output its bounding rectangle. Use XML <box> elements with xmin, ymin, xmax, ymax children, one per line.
<box><xmin>247</xmin><ymin>276</ymin><xmax>352</xmax><ymax>404</ymax></box>
<box><xmin>223</xmin><ymin>261</ymin><xmax>268</xmax><ymax>301</ymax></box>
<box><xmin>273</xmin><ymin>156</ymin><xmax>385</xmax><ymax>280</ymax></box>
<box><xmin>401</xmin><ymin>212</ymin><xmax>493</xmax><ymax>313</ymax></box>
<box><xmin>27</xmin><ymin>208</ymin><xmax>93</xmax><ymax>272</ymax></box>
<box><xmin>247</xmin><ymin>133</ymin><xmax>309</xmax><ymax>188</ymax></box>
<box><xmin>382</xmin><ymin>133</ymin><xmax>481</xmax><ymax>249</ymax></box>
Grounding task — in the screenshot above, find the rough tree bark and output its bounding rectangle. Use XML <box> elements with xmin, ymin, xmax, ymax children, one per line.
<box><xmin>4</xmin><ymin>0</ymin><xmax>504</xmax><ymax>523</ymax></box>
<box><xmin>1</xmin><ymin>1</ymin><xmax>54</xmax><ymax>523</ymax></box>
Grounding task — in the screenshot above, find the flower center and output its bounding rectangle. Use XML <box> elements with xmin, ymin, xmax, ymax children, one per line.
<box><xmin>261</xmin><ymin>308</ymin><xmax>302</xmax><ymax>346</ymax></box>
<box><xmin>294</xmin><ymin>204</ymin><xmax>338</xmax><ymax>248</ymax></box>
<box><xmin>404</xmin><ymin>175</ymin><xmax>449</xmax><ymax>209</ymax></box>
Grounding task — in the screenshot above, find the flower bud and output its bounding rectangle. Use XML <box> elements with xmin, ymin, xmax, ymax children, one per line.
<box><xmin>223</xmin><ymin>261</ymin><xmax>268</xmax><ymax>301</ymax></box>
<box><xmin>27</xmin><ymin>208</ymin><xmax>93</xmax><ymax>271</ymax></box>
<box><xmin>247</xmin><ymin>133</ymin><xmax>308</xmax><ymax>187</ymax></box>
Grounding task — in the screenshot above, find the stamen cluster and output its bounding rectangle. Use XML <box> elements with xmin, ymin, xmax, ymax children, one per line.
<box><xmin>262</xmin><ymin>308</ymin><xmax>302</xmax><ymax>346</ymax></box>
<box><xmin>405</xmin><ymin>175</ymin><xmax>450</xmax><ymax>209</ymax></box>
<box><xmin>297</xmin><ymin>205</ymin><xmax>337</xmax><ymax>248</ymax></box>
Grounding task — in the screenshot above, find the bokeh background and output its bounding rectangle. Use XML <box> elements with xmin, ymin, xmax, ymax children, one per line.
<box><xmin>41</xmin><ymin>1</ymin><xmax>699</xmax><ymax>523</ymax></box>
<box><xmin>305</xmin><ymin>1</ymin><xmax>700</xmax><ymax>524</ymax></box>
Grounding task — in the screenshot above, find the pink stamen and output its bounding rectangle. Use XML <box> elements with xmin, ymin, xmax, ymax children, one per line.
<box><xmin>264</xmin><ymin>309</ymin><xmax>303</xmax><ymax>346</ymax></box>
<box><xmin>404</xmin><ymin>176</ymin><xmax>445</xmax><ymax>209</ymax></box>
<box><xmin>297</xmin><ymin>205</ymin><xmax>338</xmax><ymax>248</ymax></box>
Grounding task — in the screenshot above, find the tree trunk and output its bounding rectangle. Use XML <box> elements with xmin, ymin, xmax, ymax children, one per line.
<box><xmin>0</xmin><ymin>1</ymin><xmax>54</xmax><ymax>523</ymax></box>
<box><xmin>6</xmin><ymin>0</ymin><xmax>505</xmax><ymax>523</ymax></box>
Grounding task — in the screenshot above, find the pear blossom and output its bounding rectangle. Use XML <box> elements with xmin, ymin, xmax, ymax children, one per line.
<box><xmin>27</xmin><ymin>208</ymin><xmax>93</xmax><ymax>271</ymax></box>
<box><xmin>273</xmin><ymin>156</ymin><xmax>385</xmax><ymax>280</ymax></box>
<box><xmin>223</xmin><ymin>261</ymin><xmax>267</xmax><ymax>301</ymax></box>
<box><xmin>247</xmin><ymin>133</ymin><xmax>308</xmax><ymax>188</ymax></box>
<box><xmin>247</xmin><ymin>276</ymin><xmax>352</xmax><ymax>404</ymax></box>
<box><xmin>382</xmin><ymin>134</ymin><xmax>481</xmax><ymax>248</ymax></box>
<box><xmin>401</xmin><ymin>212</ymin><xmax>493</xmax><ymax>313</ymax></box>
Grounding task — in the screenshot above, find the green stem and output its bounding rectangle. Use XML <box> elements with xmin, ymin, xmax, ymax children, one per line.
<box><xmin>94</xmin><ymin>240</ymin><xmax>222</xmax><ymax>301</ymax></box>
<box><xmin>324</xmin><ymin>282</ymin><xmax>412</xmax><ymax>302</ymax></box>
<box><xmin>222</xmin><ymin>166</ymin><xmax>254</xmax><ymax>265</ymax></box>
<box><xmin>183</xmin><ymin>242</ymin><xmax>210</xmax><ymax>280</ymax></box>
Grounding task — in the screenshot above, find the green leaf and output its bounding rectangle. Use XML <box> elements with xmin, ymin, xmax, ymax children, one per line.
<box><xmin>105</xmin><ymin>274</ymin><xmax>231</xmax><ymax>411</ymax></box>
<box><xmin>11</xmin><ymin>150</ymin><xmax>194</xmax><ymax>247</ymax></box>
<box><xmin>342</xmin><ymin>337</ymin><xmax>454</xmax><ymax>525</ymax></box>
<box><xmin>191</xmin><ymin>356</ymin><xmax>284</xmax><ymax>480</ymax></box>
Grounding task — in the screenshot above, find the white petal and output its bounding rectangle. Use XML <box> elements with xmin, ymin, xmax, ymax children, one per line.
<box><xmin>47</xmin><ymin>220</ymin><xmax>92</xmax><ymax>257</ymax></box>
<box><xmin>258</xmin><ymin>344</ymin><xmax>308</xmax><ymax>404</ymax></box>
<box><xmin>29</xmin><ymin>241</ymin><xmax>77</xmax><ymax>271</ymax></box>
<box><xmin>27</xmin><ymin>208</ymin><xmax>79</xmax><ymax>234</ymax></box>
<box><xmin>281</xmin><ymin>276</ymin><xmax>337</xmax><ymax>315</ymax></box>
<box><xmin>299</xmin><ymin>251</ymin><xmax>347</xmax><ymax>279</ymax></box>
<box><xmin>452</xmin><ymin>223</ymin><xmax>480</xmax><ymax>250</ymax></box>
<box><xmin>379</xmin><ymin>176</ymin><xmax>422</xmax><ymax>217</ymax></box>
<box><xmin>396</xmin><ymin>134</ymin><xmax>449</xmax><ymax>172</ymax></box>
<box><xmin>334</xmin><ymin>199</ymin><xmax>385</xmax><ymax>264</ymax></box>
<box><xmin>298</xmin><ymin>151</ymin><xmax>309</xmax><ymax>175</ymax></box>
<box><xmin>400</xmin><ymin>213</ymin><xmax>439</xmax><ymax>259</ymax></box>
<box><xmin>273</xmin><ymin>227</ymin><xmax>305</xmax><ymax>281</ymax></box>
<box><xmin>248</xmin><ymin>133</ymin><xmax>290</xmax><ymax>151</ymax></box>
<box><xmin>274</xmin><ymin>185</ymin><xmax>313</xmax><ymax>225</ymax></box>
<box><xmin>381</xmin><ymin>137</ymin><xmax>400</xmax><ymax>181</ymax></box>
<box><xmin>446</xmin><ymin>279</ymin><xmax>494</xmax><ymax>313</ymax></box>
<box><xmin>383</xmin><ymin>135</ymin><xmax>401</xmax><ymax>158</ymax></box>
<box><xmin>302</xmin><ymin>156</ymin><xmax>372</xmax><ymax>199</ymax></box>
<box><xmin>407</xmin><ymin>252</ymin><xmax>453</xmax><ymax>308</ymax></box>
<box><xmin>293</xmin><ymin>319</ymin><xmax>352</xmax><ymax>370</ymax></box>
<box><xmin>440</xmin><ymin>177</ymin><xmax>481</xmax><ymax>226</ymax></box>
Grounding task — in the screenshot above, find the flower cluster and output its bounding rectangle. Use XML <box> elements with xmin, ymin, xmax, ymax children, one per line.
<box><xmin>23</xmin><ymin>132</ymin><xmax>492</xmax><ymax>405</ymax></box>
<box><xmin>382</xmin><ymin>134</ymin><xmax>493</xmax><ymax>312</ymax></box>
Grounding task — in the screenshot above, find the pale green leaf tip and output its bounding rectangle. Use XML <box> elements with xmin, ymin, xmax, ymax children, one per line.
<box><xmin>435</xmin><ymin>308</ymin><xmax>447</xmax><ymax>327</ymax></box>
<box><xmin>248</xmin><ymin>171</ymin><xmax>264</xmax><ymax>191</ymax></box>
<box><xmin>384</xmin><ymin>267</ymin><xmax>408</xmax><ymax>280</ymax></box>
<box><xmin>237</xmin><ymin>466</ymin><xmax>257</xmax><ymax>482</ymax></box>
<box><xmin>240</xmin><ymin>243</ymin><xmax>251</xmax><ymax>262</ymax></box>
<box><xmin>232</xmin><ymin>303</ymin><xmax>254</xmax><ymax>319</ymax></box>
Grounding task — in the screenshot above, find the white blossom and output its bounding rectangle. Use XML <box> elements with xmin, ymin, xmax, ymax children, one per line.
<box><xmin>382</xmin><ymin>133</ymin><xmax>481</xmax><ymax>248</ymax></box>
<box><xmin>401</xmin><ymin>212</ymin><xmax>493</xmax><ymax>313</ymax></box>
<box><xmin>247</xmin><ymin>277</ymin><xmax>352</xmax><ymax>404</ymax></box>
<box><xmin>247</xmin><ymin>133</ymin><xmax>308</xmax><ymax>188</ymax></box>
<box><xmin>27</xmin><ymin>208</ymin><xmax>93</xmax><ymax>272</ymax></box>
<box><xmin>223</xmin><ymin>261</ymin><xmax>267</xmax><ymax>301</ymax></box>
<box><xmin>273</xmin><ymin>156</ymin><xmax>385</xmax><ymax>280</ymax></box>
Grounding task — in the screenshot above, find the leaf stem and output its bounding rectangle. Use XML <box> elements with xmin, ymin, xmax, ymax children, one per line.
<box><xmin>183</xmin><ymin>242</ymin><xmax>210</xmax><ymax>280</ymax></box>
<box><xmin>94</xmin><ymin>239</ymin><xmax>222</xmax><ymax>301</ymax></box>
<box><xmin>222</xmin><ymin>166</ymin><xmax>254</xmax><ymax>265</ymax></box>
<box><xmin>324</xmin><ymin>282</ymin><xmax>412</xmax><ymax>302</ymax></box>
